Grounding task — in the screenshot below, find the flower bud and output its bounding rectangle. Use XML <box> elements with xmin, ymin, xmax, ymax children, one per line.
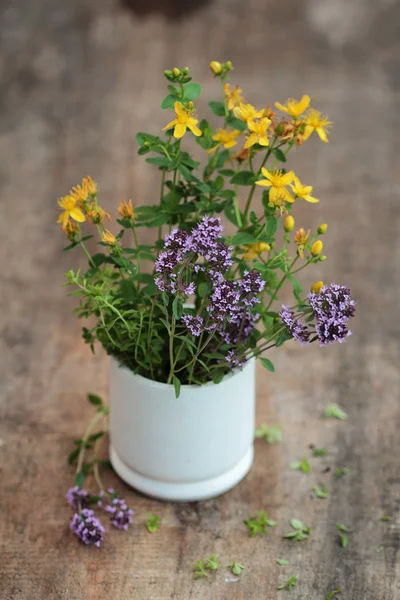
<box><xmin>210</xmin><ymin>61</ymin><xmax>222</xmax><ymax>75</ymax></box>
<box><xmin>318</xmin><ymin>223</ymin><xmax>328</xmax><ymax>234</ymax></box>
<box><xmin>164</xmin><ymin>69</ymin><xmax>172</xmax><ymax>78</ymax></box>
<box><xmin>182</xmin><ymin>67</ymin><xmax>189</xmax><ymax>75</ymax></box>
<box><xmin>311</xmin><ymin>240</ymin><xmax>323</xmax><ymax>256</ymax></box>
<box><xmin>224</xmin><ymin>60</ymin><xmax>233</xmax><ymax>71</ymax></box>
<box><xmin>284</xmin><ymin>215</ymin><xmax>295</xmax><ymax>232</ymax></box>
<box><xmin>172</xmin><ymin>67</ymin><xmax>181</xmax><ymax>78</ymax></box>
<box><xmin>186</xmin><ymin>101</ymin><xmax>194</xmax><ymax>111</ymax></box>
<box><xmin>319</xmin><ymin>255</ymin><xmax>327</xmax><ymax>261</ymax></box>
<box><xmin>257</xmin><ymin>242</ymin><xmax>271</xmax><ymax>252</ymax></box>
<box><xmin>310</xmin><ymin>280</ymin><xmax>324</xmax><ymax>294</ymax></box>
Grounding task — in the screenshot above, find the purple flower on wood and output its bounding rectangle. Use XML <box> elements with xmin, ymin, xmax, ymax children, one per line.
<box><xmin>70</xmin><ymin>509</ymin><xmax>105</xmax><ymax>547</ymax></box>
<box><xmin>279</xmin><ymin>305</ymin><xmax>310</xmax><ymax>345</ymax></box>
<box><xmin>104</xmin><ymin>496</ymin><xmax>134</xmax><ymax>531</ymax></box>
<box><xmin>66</xmin><ymin>486</ymin><xmax>89</xmax><ymax>510</ymax></box>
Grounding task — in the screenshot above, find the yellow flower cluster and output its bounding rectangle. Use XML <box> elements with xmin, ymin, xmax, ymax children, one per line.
<box><xmin>163</xmin><ymin>102</ymin><xmax>201</xmax><ymax>139</ymax></box>
<box><xmin>255</xmin><ymin>170</ymin><xmax>319</xmax><ymax>206</ymax></box>
<box><xmin>57</xmin><ymin>176</ymin><xmax>97</xmax><ymax>228</ymax></box>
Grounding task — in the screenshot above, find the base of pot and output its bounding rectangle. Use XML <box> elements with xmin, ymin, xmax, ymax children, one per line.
<box><xmin>109</xmin><ymin>445</ymin><xmax>254</xmax><ymax>502</ymax></box>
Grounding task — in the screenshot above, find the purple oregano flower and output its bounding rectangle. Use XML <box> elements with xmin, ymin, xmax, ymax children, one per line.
<box><xmin>182</xmin><ymin>314</ymin><xmax>204</xmax><ymax>336</ymax></box>
<box><xmin>66</xmin><ymin>486</ymin><xmax>89</xmax><ymax>510</ymax></box>
<box><xmin>70</xmin><ymin>509</ymin><xmax>105</xmax><ymax>547</ymax></box>
<box><xmin>104</xmin><ymin>490</ymin><xmax>134</xmax><ymax>531</ymax></box>
<box><xmin>279</xmin><ymin>305</ymin><xmax>311</xmax><ymax>345</ymax></box>
<box><xmin>308</xmin><ymin>283</ymin><xmax>355</xmax><ymax>346</ymax></box>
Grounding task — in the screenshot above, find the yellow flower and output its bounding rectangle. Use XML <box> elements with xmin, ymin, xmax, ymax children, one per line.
<box><xmin>57</xmin><ymin>195</ymin><xmax>86</xmax><ymax>227</ymax></box>
<box><xmin>311</xmin><ymin>281</ymin><xmax>324</xmax><ymax>294</ymax></box>
<box><xmin>118</xmin><ymin>199</ymin><xmax>134</xmax><ymax>219</ymax></box>
<box><xmin>102</xmin><ymin>229</ymin><xmax>117</xmax><ymax>246</ymax></box>
<box><xmin>162</xmin><ymin>102</ymin><xmax>202</xmax><ymax>139</ymax></box>
<box><xmin>233</xmin><ymin>102</ymin><xmax>264</xmax><ymax>123</ymax></box>
<box><xmin>210</xmin><ymin>61</ymin><xmax>222</xmax><ymax>75</ymax></box>
<box><xmin>274</xmin><ymin>95</ymin><xmax>310</xmax><ymax>118</ymax></box>
<box><xmin>223</xmin><ymin>83</ymin><xmax>243</xmax><ymax>110</ymax></box>
<box><xmin>283</xmin><ymin>215</ymin><xmax>295</xmax><ymax>232</ymax></box>
<box><xmin>290</xmin><ymin>175</ymin><xmax>319</xmax><ymax>203</ymax></box>
<box><xmin>244</xmin><ymin>117</ymin><xmax>271</xmax><ymax>149</ymax></box>
<box><xmin>294</xmin><ymin>227</ymin><xmax>310</xmax><ymax>259</ymax></box>
<box><xmin>303</xmin><ymin>109</ymin><xmax>332</xmax><ymax>143</ymax></box>
<box><xmin>243</xmin><ymin>241</ymin><xmax>271</xmax><ymax>259</ymax></box>
<box><xmin>255</xmin><ymin>168</ymin><xmax>295</xmax><ymax>203</ymax></box>
<box><xmin>82</xmin><ymin>176</ymin><xmax>97</xmax><ymax>196</ymax></box>
<box><xmin>318</xmin><ymin>223</ymin><xmax>328</xmax><ymax>234</ymax></box>
<box><xmin>208</xmin><ymin>129</ymin><xmax>241</xmax><ymax>154</ymax></box>
<box><xmin>87</xmin><ymin>205</ymin><xmax>111</xmax><ymax>225</ymax></box>
<box><xmin>311</xmin><ymin>240</ymin><xmax>323</xmax><ymax>256</ymax></box>
<box><xmin>61</xmin><ymin>220</ymin><xmax>80</xmax><ymax>241</ymax></box>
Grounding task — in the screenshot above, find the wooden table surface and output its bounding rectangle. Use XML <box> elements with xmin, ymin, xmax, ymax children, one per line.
<box><xmin>1</xmin><ymin>0</ymin><xmax>399</xmax><ymax>598</ymax></box>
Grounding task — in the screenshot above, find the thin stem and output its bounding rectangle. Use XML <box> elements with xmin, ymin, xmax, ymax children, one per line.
<box><xmin>79</xmin><ymin>241</ymin><xmax>97</xmax><ymax>269</ymax></box>
<box><xmin>93</xmin><ymin>436</ymin><xmax>107</xmax><ymax>495</ymax></box>
<box><xmin>132</xmin><ymin>226</ymin><xmax>141</xmax><ymax>290</ymax></box>
<box><xmin>167</xmin><ymin>315</ymin><xmax>176</xmax><ymax>384</ymax></box>
<box><xmin>265</xmin><ymin>256</ymin><xmax>299</xmax><ymax>312</ymax></box>
<box><xmin>76</xmin><ymin>410</ymin><xmax>105</xmax><ymax>476</ymax></box>
<box><xmin>243</xmin><ymin>143</ymin><xmax>275</xmax><ymax>223</ymax></box>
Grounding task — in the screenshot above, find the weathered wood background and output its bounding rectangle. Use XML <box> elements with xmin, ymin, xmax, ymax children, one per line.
<box><xmin>1</xmin><ymin>0</ymin><xmax>399</xmax><ymax>598</ymax></box>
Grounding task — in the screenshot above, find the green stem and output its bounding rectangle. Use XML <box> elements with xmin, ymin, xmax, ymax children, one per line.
<box><xmin>265</xmin><ymin>257</ymin><xmax>299</xmax><ymax>312</ymax></box>
<box><xmin>243</xmin><ymin>143</ymin><xmax>275</xmax><ymax>223</ymax></box>
<box><xmin>76</xmin><ymin>410</ymin><xmax>106</xmax><ymax>476</ymax></box>
<box><xmin>132</xmin><ymin>226</ymin><xmax>141</xmax><ymax>290</ymax></box>
<box><xmin>93</xmin><ymin>436</ymin><xmax>107</xmax><ymax>495</ymax></box>
<box><xmin>167</xmin><ymin>315</ymin><xmax>176</xmax><ymax>384</ymax></box>
<box><xmin>79</xmin><ymin>241</ymin><xmax>97</xmax><ymax>269</ymax></box>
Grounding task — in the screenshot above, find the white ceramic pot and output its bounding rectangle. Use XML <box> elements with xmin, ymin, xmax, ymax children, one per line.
<box><xmin>109</xmin><ymin>356</ymin><xmax>255</xmax><ymax>502</ymax></box>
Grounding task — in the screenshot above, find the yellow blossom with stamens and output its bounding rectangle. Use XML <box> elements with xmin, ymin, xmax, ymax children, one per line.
<box><xmin>290</xmin><ymin>175</ymin><xmax>319</xmax><ymax>203</ymax></box>
<box><xmin>208</xmin><ymin>128</ymin><xmax>241</xmax><ymax>154</ymax></box>
<box><xmin>162</xmin><ymin>101</ymin><xmax>202</xmax><ymax>139</ymax></box>
<box><xmin>102</xmin><ymin>229</ymin><xmax>117</xmax><ymax>246</ymax></box>
<box><xmin>303</xmin><ymin>109</ymin><xmax>332</xmax><ymax>143</ymax></box>
<box><xmin>71</xmin><ymin>184</ymin><xmax>88</xmax><ymax>203</ymax></box>
<box><xmin>87</xmin><ymin>205</ymin><xmax>111</xmax><ymax>225</ymax></box>
<box><xmin>223</xmin><ymin>83</ymin><xmax>243</xmax><ymax>110</ymax></box>
<box><xmin>311</xmin><ymin>281</ymin><xmax>324</xmax><ymax>294</ymax></box>
<box><xmin>243</xmin><ymin>241</ymin><xmax>271</xmax><ymax>259</ymax></box>
<box><xmin>118</xmin><ymin>199</ymin><xmax>134</xmax><ymax>219</ymax></box>
<box><xmin>57</xmin><ymin>195</ymin><xmax>86</xmax><ymax>227</ymax></box>
<box><xmin>274</xmin><ymin>95</ymin><xmax>310</xmax><ymax>118</ymax></box>
<box><xmin>82</xmin><ymin>176</ymin><xmax>97</xmax><ymax>196</ymax></box>
<box><xmin>244</xmin><ymin>117</ymin><xmax>271</xmax><ymax>149</ymax></box>
<box><xmin>233</xmin><ymin>102</ymin><xmax>264</xmax><ymax>123</ymax></box>
<box><xmin>255</xmin><ymin>168</ymin><xmax>295</xmax><ymax>203</ymax></box>
<box><xmin>294</xmin><ymin>227</ymin><xmax>310</xmax><ymax>259</ymax></box>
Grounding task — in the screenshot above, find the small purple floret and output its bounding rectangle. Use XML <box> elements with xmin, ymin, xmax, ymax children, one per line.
<box><xmin>70</xmin><ymin>509</ymin><xmax>105</xmax><ymax>547</ymax></box>
<box><xmin>182</xmin><ymin>314</ymin><xmax>204</xmax><ymax>336</ymax></box>
<box><xmin>279</xmin><ymin>305</ymin><xmax>310</xmax><ymax>345</ymax></box>
<box><xmin>104</xmin><ymin>496</ymin><xmax>134</xmax><ymax>531</ymax></box>
<box><xmin>66</xmin><ymin>486</ymin><xmax>89</xmax><ymax>510</ymax></box>
<box><xmin>308</xmin><ymin>283</ymin><xmax>355</xmax><ymax>346</ymax></box>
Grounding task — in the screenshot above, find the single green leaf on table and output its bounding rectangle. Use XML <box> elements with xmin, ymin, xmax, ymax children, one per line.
<box><xmin>145</xmin><ymin>513</ymin><xmax>161</xmax><ymax>533</ymax></box>
<box><xmin>244</xmin><ymin>511</ymin><xmax>276</xmax><ymax>537</ymax></box>
<box><xmin>325</xmin><ymin>590</ymin><xmax>342</xmax><ymax>600</ymax></box>
<box><xmin>312</xmin><ymin>448</ymin><xmax>328</xmax><ymax>457</ymax></box>
<box><xmin>284</xmin><ymin>519</ymin><xmax>311</xmax><ymax>541</ymax></box>
<box><xmin>205</xmin><ymin>554</ymin><xmax>220</xmax><ymax>571</ymax></box>
<box><xmin>226</xmin><ymin>561</ymin><xmax>245</xmax><ymax>576</ymax></box>
<box><xmin>259</xmin><ymin>357</ymin><xmax>275</xmax><ymax>372</ymax></box>
<box><xmin>290</xmin><ymin>457</ymin><xmax>311</xmax><ymax>474</ymax></box>
<box><xmin>338</xmin><ymin>533</ymin><xmax>348</xmax><ymax>548</ymax></box>
<box><xmin>312</xmin><ymin>485</ymin><xmax>329</xmax><ymax>499</ymax></box>
<box><xmin>335</xmin><ymin>466</ymin><xmax>350</xmax><ymax>477</ymax></box>
<box><xmin>336</xmin><ymin>523</ymin><xmax>353</xmax><ymax>533</ymax></box>
<box><xmin>276</xmin><ymin>559</ymin><xmax>289</xmax><ymax>566</ymax></box>
<box><xmin>254</xmin><ymin>423</ymin><xmax>282</xmax><ymax>444</ymax></box>
<box><xmin>278</xmin><ymin>575</ymin><xmax>297</xmax><ymax>591</ymax></box>
<box><xmin>325</xmin><ymin>403</ymin><xmax>348</xmax><ymax>420</ymax></box>
<box><xmin>379</xmin><ymin>515</ymin><xmax>392</xmax><ymax>521</ymax></box>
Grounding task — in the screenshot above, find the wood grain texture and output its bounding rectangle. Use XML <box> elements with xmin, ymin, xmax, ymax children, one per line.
<box><xmin>1</xmin><ymin>0</ymin><xmax>400</xmax><ymax>598</ymax></box>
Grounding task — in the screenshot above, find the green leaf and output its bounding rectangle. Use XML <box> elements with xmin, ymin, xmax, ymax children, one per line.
<box><xmin>335</xmin><ymin>466</ymin><xmax>350</xmax><ymax>477</ymax></box>
<box><xmin>219</xmin><ymin>168</ymin><xmax>235</xmax><ymax>177</ymax></box>
<box><xmin>230</xmin><ymin>232</ymin><xmax>258</xmax><ymax>245</ymax></box>
<box><xmin>336</xmin><ymin>523</ymin><xmax>352</xmax><ymax>533</ymax></box>
<box><xmin>276</xmin><ymin>559</ymin><xmax>289</xmax><ymax>566</ymax></box>
<box><xmin>205</xmin><ymin>554</ymin><xmax>220</xmax><ymax>571</ymax></box>
<box><xmin>265</xmin><ymin>217</ymin><xmax>279</xmax><ymax>239</ymax></box>
<box><xmin>183</xmin><ymin>82</ymin><xmax>201</xmax><ymax>101</ymax></box>
<box><xmin>290</xmin><ymin>458</ymin><xmax>311</xmax><ymax>474</ymax></box>
<box><xmin>244</xmin><ymin>511</ymin><xmax>276</xmax><ymax>537</ymax></box>
<box><xmin>145</xmin><ymin>513</ymin><xmax>161</xmax><ymax>533</ymax></box>
<box><xmin>161</xmin><ymin>94</ymin><xmax>179</xmax><ymax>109</ymax></box>
<box><xmin>290</xmin><ymin>519</ymin><xmax>306</xmax><ymax>531</ymax></box>
<box><xmin>325</xmin><ymin>590</ymin><xmax>342</xmax><ymax>600</ymax></box>
<box><xmin>338</xmin><ymin>532</ymin><xmax>348</xmax><ymax>548</ymax></box>
<box><xmin>173</xmin><ymin>375</ymin><xmax>181</xmax><ymax>398</ymax></box>
<box><xmin>208</xmin><ymin>100</ymin><xmax>225</xmax><ymax>116</ymax></box>
<box><xmin>325</xmin><ymin>403</ymin><xmax>348</xmax><ymax>420</ymax></box>
<box><xmin>75</xmin><ymin>471</ymin><xmax>84</xmax><ymax>487</ymax></box>
<box><xmin>68</xmin><ymin>447</ymin><xmax>80</xmax><ymax>465</ymax></box>
<box><xmin>197</xmin><ymin>282</ymin><xmax>210</xmax><ymax>298</ymax></box>
<box><xmin>312</xmin><ymin>485</ymin><xmax>329</xmax><ymax>499</ymax></box>
<box><xmin>272</xmin><ymin>147</ymin><xmax>287</xmax><ymax>162</ymax></box>
<box><xmin>145</xmin><ymin>156</ymin><xmax>170</xmax><ymax>167</ymax></box>
<box><xmin>88</xmin><ymin>431</ymin><xmax>104</xmax><ymax>443</ymax></box>
<box><xmin>278</xmin><ymin>575</ymin><xmax>297</xmax><ymax>591</ymax></box>
<box><xmin>87</xmin><ymin>393</ymin><xmax>103</xmax><ymax>407</ymax></box>
<box><xmin>259</xmin><ymin>357</ymin><xmax>275</xmax><ymax>372</ymax></box>
<box><xmin>255</xmin><ymin>423</ymin><xmax>282</xmax><ymax>444</ymax></box>
<box><xmin>312</xmin><ymin>448</ymin><xmax>328</xmax><ymax>456</ymax></box>
<box><xmin>192</xmin><ymin>560</ymin><xmax>208</xmax><ymax>580</ymax></box>
<box><xmin>227</xmin><ymin>561</ymin><xmax>245</xmax><ymax>576</ymax></box>
<box><xmin>226</xmin><ymin>115</ymin><xmax>247</xmax><ymax>131</ymax></box>
<box><xmin>379</xmin><ymin>515</ymin><xmax>392</xmax><ymax>521</ymax></box>
<box><xmin>230</xmin><ymin>171</ymin><xmax>256</xmax><ymax>186</ymax></box>
<box><xmin>172</xmin><ymin>297</ymin><xmax>183</xmax><ymax>320</ymax></box>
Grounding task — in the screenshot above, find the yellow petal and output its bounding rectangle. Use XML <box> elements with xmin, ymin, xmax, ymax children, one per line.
<box><xmin>303</xmin><ymin>125</ymin><xmax>313</xmax><ymax>141</ymax></box>
<box><xmin>281</xmin><ymin>170</ymin><xmax>295</xmax><ymax>185</ymax></box>
<box><xmin>247</xmin><ymin>120</ymin><xmax>257</xmax><ymax>133</ymax></box>
<box><xmin>298</xmin><ymin>95</ymin><xmax>311</xmax><ymax>114</ymax></box>
<box><xmin>187</xmin><ymin>123</ymin><xmax>202</xmax><ymax>137</ymax></box>
<box><xmin>258</xmin><ymin>136</ymin><xmax>269</xmax><ymax>147</ymax></box>
<box><xmin>303</xmin><ymin>194</ymin><xmax>319</xmax><ymax>203</ymax></box>
<box><xmin>292</xmin><ymin>175</ymin><xmax>301</xmax><ymax>188</ymax></box>
<box><xmin>261</xmin><ymin>167</ymin><xmax>271</xmax><ymax>180</ymax></box>
<box><xmin>244</xmin><ymin>133</ymin><xmax>258</xmax><ymax>149</ymax></box>
<box><xmin>224</xmin><ymin>140</ymin><xmax>237</xmax><ymax>149</ymax></box>
<box><xmin>274</xmin><ymin>101</ymin><xmax>289</xmax><ymax>114</ymax></box>
<box><xmin>282</xmin><ymin>188</ymin><xmax>295</xmax><ymax>203</ymax></box>
<box><xmin>162</xmin><ymin>119</ymin><xmax>177</xmax><ymax>131</ymax></box>
<box><xmin>57</xmin><ymin>211</ymin><xmax>69</xmax><ymax>226</ymax></box>
<box><xmin>316</xmin><ymin>127</ymin><xmax>329</xmax><ymax>142</ymax></box>
<box><xmin>174</xmin><ymin>123</ymin><xmax>187</xmax><ymax>139</ymax></box>
<box><xmin>233</xmin><ymin>107</ymin><xmax>242</xmax><ymax>119</ymax></box>
<box><xmin>174</xmin><ymin>101</ymin><xmax>183</xmax><ymax>116</ymax></box>
<box><xmin>70</xmin><ymin>208</ymin><xmax>86</xmax><ymax>223</ymax></box>
<box><xmin>255</xmin><ymin>179</ymin><xmax>271</xmax><ymax>187</ymax></box>
<box><xmin>207</xmin><ymin>144</ymin><xmax>219</xmax><ymax>154</ymax></box>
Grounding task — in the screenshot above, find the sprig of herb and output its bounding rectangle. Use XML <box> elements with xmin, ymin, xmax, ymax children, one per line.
<box><xmin>336</xmin><ymin>523</ymin><xmax>352</xmax><ymax>548</ymax></box>
<box><xmin>192</xmin><ymin>560</ymin><xmax>208</xmax><ymax>579</ymax></box>
<box><xmin>145</xmin><ymin>513</ymin><xmax>161</xmax><ymax>533</ymax></box>
<box><xmin>192</xmin><ymin>555</ymin><xmax>220</xmax><ymax>579</ymax></box>
<box><xmin>312</xmin><ymin>448</ymin><xmax>328</xmax><ymax>457</ymax></box>
<box><xmin>335</xmin><ymin>467</ymin><xmax>350</xmax><ymax>477</ymax></box>
<box><xmin>244</xmin><ymin>511</ymin><xmax>276</xmax><ymax>537</ymax></box>
<box><xmin>284</xmin><ymin>519</ymin><xmax>311</xmax><ymax>541</ymax></box>
<box><xmin>325</xmin><ymin>590</ymin><xmax>342</xmax><ymax>599</ymax></box>
<box><xmin>226</xmin><ymin>561</ymin><xmax>245</xmax><ymax>575</ymax></box>
<box><xmin>290</xmin><ymin>457</ymin><xmax>311</xmax><ymax>474</ymax></box>
<box><xmin>312</xmin><ymin>485</ymin><xmax>329</xmax><ymax>499</ymax></box>
<box><xmin>278</xmin><ymin>575</ymin><xmax>297</xmax><ymax>591</ymax></box>
<box><xmin>255</xmin><ymin>423</ymin><xmax>282</xmax><ymax>444</ymax></box>
<box><xmin>325</xmin><ymin>404</ymin><xmax>347</xmax><ymax>420</ymax></box>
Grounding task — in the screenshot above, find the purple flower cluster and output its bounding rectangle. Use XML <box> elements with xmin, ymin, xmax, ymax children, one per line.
<box><xmin>70</xmin><ymin>509</ymin><xmax>105</xmax><ymax>547</ymax></box>
<box><xmin>104</xmin><ymin>492</ymin><xmax>134</xmax><ymax>531</ymax></box>
<box><xmin>279</xmin><ymin>306</ymin><xmax>310</xmax><ymax>345</ymax></box>
<box><xmin>66</xmin><ymin>486</ymin><xmax>89</xmax><ymax>510</ymax></box>
<box><xmin>219</xmin><ymin>306</ymin><xmax>255</xmax><ymax>345</ymax></box>
<box><xmin>239</xmin><ymin>270</ymin><xmax>265</xmax><ymax>307</ymax></box>
<box><xmin>226</xmin><ymin>349</ymin><xmax>247</xmax><ymax>370</ymax></box>
<box><xmin>182</xmin><ymin>314</ymin><xmax>204</xmax><ymax>336</ymax></box>
<box><xmin>308</xmin><ymin>283</ymin><xmax>355</xmax><ymax>346</ymax></box>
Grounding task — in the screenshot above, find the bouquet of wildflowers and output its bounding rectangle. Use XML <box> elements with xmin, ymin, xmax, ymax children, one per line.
<box><xmin>59</xmin><ymin>60</ymin><xmax>355</xmax><ymax>546</ymax></box>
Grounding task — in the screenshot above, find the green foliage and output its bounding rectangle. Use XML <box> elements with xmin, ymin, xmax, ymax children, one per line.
<box><xmin>145</xmin><ymin>513</ymin><xmax>161</xmax><ymax>533</ymax></box>
<box><xmin>278</xmin><ymin>575</ymin><xmax>297</xmax><ymax>591</ymax></box>
<box><xmin>226</xmin><ymin>561</ymin><xmax>245</xmax><ymax>575</ymax></box>
<box><xmin>283</xmin><ymin>519</ymin><xmax>311</xmax><ymax>541</ymax></box>
<box><xmin>290</xmin><ymin>457</ymin><xmax>311</xmax><ymax>474</ymax></box>
<box><xmin>325</xmin><ymin>404</ymin><xmax>348</xmax><ymax>420</ymax></box>
<box><xmin>254</xmin><ymin>423</ymin><xmax>282</xmax><ymax>444</ymax></box>
<box><xmin>244</xmin><ymin>511</ymin><xmax>276</xmax><ymax>537</ymax></box>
